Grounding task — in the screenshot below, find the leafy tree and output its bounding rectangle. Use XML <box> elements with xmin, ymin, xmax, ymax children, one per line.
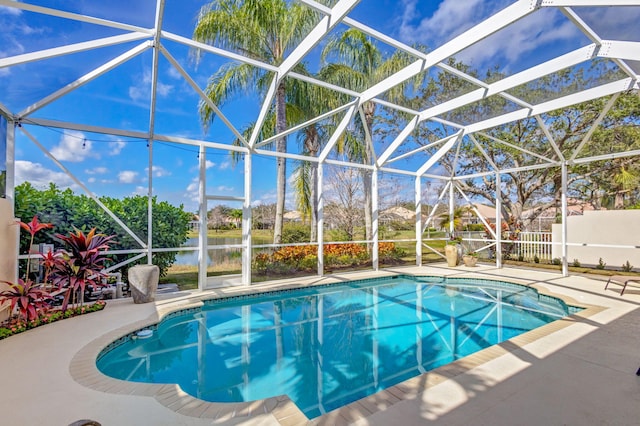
<box><xmin>14</xmin><ymin>183</ymin><xmax>191</xmax><ymax>276</ymax></box>
<box><xmin>390</xmin><ymin>60</ymin><xmax>640</xmax><ymax>229</ymax></box>
<box><xmin>192</xmin><ymin>0</ymin><xmax>319</xmax><ymax>245</ymax></box>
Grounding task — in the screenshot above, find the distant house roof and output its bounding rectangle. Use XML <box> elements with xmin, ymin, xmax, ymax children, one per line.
<box><xmin>381</xmin><ymin>206</ymin><xmax>415</xmax><ymax>220</ymax></box>
<box><xmin>284</xmin><ymin>210</ymin><xmax>302</xmax><ymax>221</ymax></box>
<box><xmin>470</xmin><ymin>203</ymin><xmax>496</xmax><ymax>220</ymax></box>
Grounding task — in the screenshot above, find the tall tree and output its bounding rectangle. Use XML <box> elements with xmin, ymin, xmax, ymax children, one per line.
<box><xmin>319</xmin><ymin>29</ymin><xmax>417</xmax><ymax>246</ymax></box>
<box><xmin>193</xmin><ymin>0</ymin><xmax>319</xmax><ymax>244</ymax></box>
<box><xmin>391</xmin><ymin>60</ymin><xmax>640</xmax><ymax>230</ymax></box>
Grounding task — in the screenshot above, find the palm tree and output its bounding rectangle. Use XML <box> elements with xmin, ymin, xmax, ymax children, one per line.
<box><xmin>230</xmin><ymin>69</ymin><xmax>329</xmax><ymax>242</ymax></box>
<box><xmin>192</xmin><ymin>0</ymin><xmax>319</xmax><ymax>244</ymax></box>
<box><xmin>319</xmin><ymin>29</ymin><xmax>417</xmax><ymax>245</ymax></box>
<box><xmin>229</xmin><ymin>208</ymin><xmax>243</xmax><ymax>228</ymax></box>
<box><xmin>438</xmin><ymin>206</ymin><xmax>474</xmax><ymax>233</ymax></box>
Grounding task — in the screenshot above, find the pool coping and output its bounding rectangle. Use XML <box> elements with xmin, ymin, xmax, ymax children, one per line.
<box><xmin>70</xmin><ymin>272</ymin><xmax>606</xmax><ymax>425</ymax></box>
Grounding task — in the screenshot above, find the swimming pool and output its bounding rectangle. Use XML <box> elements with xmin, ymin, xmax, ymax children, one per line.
<box><xmin>97</xmin><ymin>275</ymin><xmax>580</xmax><ymax>419</ymax></box>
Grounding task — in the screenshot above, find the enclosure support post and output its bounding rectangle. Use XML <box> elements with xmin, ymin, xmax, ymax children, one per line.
<box><xmin>561</xmin><ymin>162</ymin><xmax>568</xmax><ymax>277</ymax></box>
<box><xmin>198</xmin><ymin>144</ymin><xmax>207</xmax><ymax>292</ymax></box>
<box><xmin>317</xmin><ymin>163</ymin><xmax>324</xmax><ymax>277</ymax></box>
<box><xmin>147</xmin><ymin>139</ymin><xmax>153</xmax><ymax>265</ymax></box>
<box><xmin>5</xmin><ymin>120</ymin><xmax>15</xmax><ymax>204</ymax></box>
<box><xmin>242</xmin><ymin>152</ymin><xmax>252</xmax><ymax>285</ymax></box>
<box><xmin>415</xmin><ymin>176</ymin><xmax>422</xmax><ymax>266</ymax></box>
<box><xmin>448</xmin><ymin>180</ymin><xmax>455</xmax><ymax>236</ymax></box>
<box><xmin>372</xmin><ymin>169</ymin><xmax>379</xmax><ymax>271</ymax></box>
<box><xmin>495</xmin><ymin>172</ymin><xmax>502</xmax><ymax>268</ymax></box>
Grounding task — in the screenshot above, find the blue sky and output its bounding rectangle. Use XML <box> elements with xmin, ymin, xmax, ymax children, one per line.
<box><xmin>1</xmin><ymin>0</ymin><xmax>635</xmax><ymax>212</ymax></box>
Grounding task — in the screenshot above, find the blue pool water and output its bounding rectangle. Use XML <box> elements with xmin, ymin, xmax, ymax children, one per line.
<box><xmin>97</xmin><ymin>276</ymin><xmax>579</xmax><ymax>418</ymax></box>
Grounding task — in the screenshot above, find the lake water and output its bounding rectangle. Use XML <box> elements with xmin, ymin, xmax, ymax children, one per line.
<box><xmin>174</xmin><ymin>237</ymin><xmax>242</xmax><ymax>266</ymax></box>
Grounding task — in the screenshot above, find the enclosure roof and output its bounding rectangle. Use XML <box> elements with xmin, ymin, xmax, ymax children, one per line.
<box><xmin>1</xmin><ymin>0</ymin><xmax>639</xmax><ymax>180</ymax></box>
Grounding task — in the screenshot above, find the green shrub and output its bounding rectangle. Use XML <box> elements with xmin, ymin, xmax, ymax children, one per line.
<box><xmin>15</xmin><ymin>182</ymin><xmax>191</xmax><ymax>277</ymax></box>
<box><xmin>572</xmin><ymin>259</ymin><xmax>581</xmax><ymax>267</ymax></box>
<box><xmin>596</xmin><ymin>258</ymin><xmax>606</xmax><ymax>270</ymax></box>
<box><xmin>533</xmin><ymin>255</ymin><xmax>540</xmax><ymax>264</ymax></box>
<box><xmin>300</xmin><ymin>255</ymin><xmax>317</xmax><ymax>270</ymax></box>
<box><xmin>622</xmin><ymin>261</ymin><xmax>633</xmax><ymax>272</ymax></box>
<box><xmin>552</xmin><ymin>258</ymin><xmax>562</xmax><ymax>265</ymax></box>
<box><xmin>281</xmin><ymin>224</ymin><xmax>311</xmax><ymax>244</ymax></box>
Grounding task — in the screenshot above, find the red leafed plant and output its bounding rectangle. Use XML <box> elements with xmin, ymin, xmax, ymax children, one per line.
<box><xmin>19</xmin><ymin>215</ymin><xmax>54</xmax><ymax>280</ymax></box>
<box><xmin>0</xmin><ymin>216</ymin><xmax>54</xmax><ymax>322</ymax></box>
<box><xmin>51</xmin><ymin>228</ymin><xmax>114</xmax><ymax>311</ymax></box>
<box><xmin>50</xmin><ymin>228</ymin><xmax>115</xmax><ymax>311</ymax></box>
<box><xmin>0</xmin><ymin>279</ymin><xmax>50</xmax><ymax>322</ymax></box>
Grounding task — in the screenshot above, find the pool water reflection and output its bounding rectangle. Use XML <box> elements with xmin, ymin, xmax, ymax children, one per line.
<box><xmin>97</xmin><ymin>276</ymin><xmax>577</xmax><ymax>418</ymax></box>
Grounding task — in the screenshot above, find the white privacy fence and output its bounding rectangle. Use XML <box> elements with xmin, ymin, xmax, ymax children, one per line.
<box><xmin>456</xmin><ymin>231</ymin><xmax>554</xmax><ymax>262</ymax></box>
<box><xmin>513</xmin><ymin>232</ymin><xmax>553</xmax><ymax>262</ymax></box>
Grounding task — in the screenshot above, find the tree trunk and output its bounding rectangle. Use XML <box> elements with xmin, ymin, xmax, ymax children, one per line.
<box><xmin>362</xmin><ymin>101</ymin><xmax>375</xmax><ymax>247</ymax></box>
<box><xmin>306</xmin><ymin>127</ymin><xmax>320</xmax><ymax>242</ymax></box>
<box><xmin>273</xmin><ymin>82</ymin><xmax>287</xmax><ymax>244</ymax></box>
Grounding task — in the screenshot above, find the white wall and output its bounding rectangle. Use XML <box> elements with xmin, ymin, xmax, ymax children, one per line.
<box><xmin>0</xmin><ymin>198</ymin><xmax>18</xmax><ymax>321</ymax></box>
<box><xmin>552</xmin><ymin>210</ymin><xmax>640</xmax><ymax>268</ymax></box>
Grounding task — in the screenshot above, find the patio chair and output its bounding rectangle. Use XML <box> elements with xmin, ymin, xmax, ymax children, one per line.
<box><xmin>604</xmin><ymin>275</ymin><xmax>640</xmax><ymax>295</ymax></box>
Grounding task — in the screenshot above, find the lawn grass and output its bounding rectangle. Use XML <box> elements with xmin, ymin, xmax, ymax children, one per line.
<box><xmin>179</xmin><ymin>230</ymin><xmax>640</xmax><ymax>279</ymax></box>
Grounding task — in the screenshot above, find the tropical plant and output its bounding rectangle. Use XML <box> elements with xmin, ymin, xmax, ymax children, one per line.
<box><xmin>229</xmin><ymin>208</ymin><xmax>243</xmax><ymax>228</ymax></box>
<box><xmin>50</xmin><ymin>228</ymin><xmax>115</xmax><ymax>311</ymax></box>
<box><xmin>319</xmin><ymin>29</ymin><xmax>419</xmax><ymax>247</ymax></box>
<box><xmin>0</xmin><ymin>279</ymin><xmax>49</xmax><ymax>322</ymax></box>
<box><xmin>438</xmin><ymin>207</ymin><xmax>473</xmax><ymax>233</ymax></box>
<box><xmin>15</xmin><ymin>183</ymin><xmax>191</xmax><ymax>276</ymax></box>
<box><xmin>192</xmin><ymin>0</ymin><xmax>320</xmax><ymax>245</ymax></box>
<box><xmin>0</xmin><ymin>216</ymin><xmax>54</xmax><ymax>322</ymax></box>
<box><xmin>19</xmin><ymin>215</ymin><xmax>54</xmax><ymax>280</ymax></box>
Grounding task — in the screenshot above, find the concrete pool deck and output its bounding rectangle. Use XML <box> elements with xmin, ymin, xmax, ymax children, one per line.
<box><xmin>0</xmin><ymin>264</ymin><xmax>639</xmax><ymax>425</ymax></box>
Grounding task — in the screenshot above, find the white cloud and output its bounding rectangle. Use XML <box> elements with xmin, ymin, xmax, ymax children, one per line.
<box><xmin>133</xmin><ymin>186</ymin><xmax>147</xmax><ymax>196</ymax></box>
<box><xmin>129</xmin><ymin>68</ymin><xmax>174</xmax><ymax>102</ymax></box>
<box><xmin>15</xmin><ymin>160</ymin><xmax>75</xmax><ymax>189</ymax></box>
<box><xmin>255</xmin><ymin>190</ymin><xmax>277</xmax><ymax>206</ymax></box>
<box><xmin>216</xmin><ymin>185</ymin><xmax>234</xmax><ymax>192</ymax></box>
<box><xmin>219</xmin><ymin>161</ymin><xmax>231</xmax><ymax>170</ymax></box>
<box><xmin>144</xmin><ymin>165</ymin><xmax>172</xmax><ymax>177</ymax></box>
<box><xmin>50</xmin><ymin>130</ymin><xmax>96</xmax><ymax>162</ymax></box>
<box><xmin>576</xmin><ymin>6</ymin><xmax>640</xmax><ymax>42</ymax></box>
<box><xmin>186</xmin><ymin>177</ymin><xmax>199</xmax><ymax>203</ymax></box>
<box><xmin>397</xmin><ymin>0</ymin><xmax>578</xmax><ymax>69</ymax></box>
<box><xmin>85</xmin><ymin>166</ymin><xmax>108</xmax><ymax>175</ymax></box>
<box><xmin>455</xmin><ymin>9</ymin><xmax>579</xmax><ymax>67</ymax></box>
<box><xmin>167</xmin><ymin>66</ymin><xmax>182</xmax><ymax>80</ymax></box>
<box><xmin>0</xmin><ymin>3</ymin><xmax>22</xmax><ymax>16</ymax></box>
<box><xmin>87</xmin><ymin>177</ymin><xmax>96</xmax><ymax>183</ymax></box>
<box><xmin>118</xmin><ymin>170</ymin><xmax>139</xmax><ymax>184</ymax></box>
<box><xmin>189</xmin><ymin>160</ymin><xmax>216</xmax><ymax>173</ymax></box>
<box><xmin>108</xmin><ymin>139</ymin><xmax>126</xmax><ymax>155</ymax></box>
<box><xmin>398</xmin><ymin>0</ymin><xmax>500</xmax><ymax>46</ymax></box>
